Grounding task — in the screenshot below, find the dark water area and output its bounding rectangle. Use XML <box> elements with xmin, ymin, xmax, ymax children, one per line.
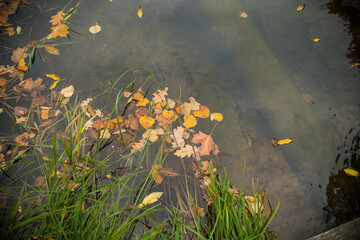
<box><xmin>1</xmin><ymin>0</ymin><xmax>359</xmax><ymax>239</ymax></box>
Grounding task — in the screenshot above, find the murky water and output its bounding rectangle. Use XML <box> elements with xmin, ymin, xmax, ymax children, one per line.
<box><xmin>1</xmin><ymin>0</ymin><xmax>359</xmax><ymax>238</ymax></box>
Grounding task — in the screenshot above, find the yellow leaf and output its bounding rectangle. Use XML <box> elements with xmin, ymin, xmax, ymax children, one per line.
<box><xmin>351</xmin><ymin>63</ymin><xmax>360</xmax><ymax>68</ymax></box>
<box><xmin>313</xmin><ymin>38</ymin><xmax>320</xmax><ymax>42</ymax></box>
<box><xmin>136</xmin><ymin>97</ymin><xmax>149</xmax><ymax>107</ymax></box>
<box><xmin>17</xmin><ymin>58</ymin><xmax>27</xmax><ymax>71</ymax></box>
<box><xmin>297</xmin><ymin>4</ymin><xmax>305</xmax><ymax>11</ymax></box>
<box><xmin>162</xmin><ymin>109</ymin><xmax>175</xmax><ymax>119</ymax></box>
<box><xmin>44</xmin><ymin>44</ymin><xmax>60</xmax><ymax>55</ymax></box>
<box><xmin>277</xmin><ymin>139</ymin><xmax>293</xmax><ymax>145</ymax></box>
<box><xmin>151</xmin><ymin>164</ymin><xmax>163</xmax><ymax>184</ymax></box>
<box><xmin>45</xmin><ymin>74</ymin><xmax>61</xmax><ymax>80</ymax></box>
<box><xmin>193</xmin><ymin>105</ymin><xmax>210</xmax><ymax>118</ymax></box>
<box><xmin>139</xmin><ymin>115</ymin><xmax>155</xmax><ymax>129</ymax></box>
<box><xmin>41</xmin><ymin>109</ymin><xmax>50</xmax><ymax>120</ymax></box>
<box><xmin>51</xmin><ymin>23</ymin><xmax>69</xmax><ymax>38</ymax></box>
<box><xmin>49</xmin><ymin>80</ymin><xmax>60</xmax><ymax>90</ymax></box>
<box><xmin>344</xmin><ymin>168</ymin><xmax>359</xmax><ymax>177</ymax></box>
<box><xmin>138</xmin><ymin>6</ymin><xmax>143</xmax><ymax>18</ymax></box>
<box><xmin>210</xmin><ymin>113</ymin><xmax>223</xmax><ymax>122</ymax></box>
<box><xmin>183</xmin><ymin>114</ymin><xmax>197</xmax><ymax>129</ymax></box>
<box><xmin>137</xmin><ymin>192</ymin><xmax>163</xmax><ymax>208</ymax></box>
<box><xmin>89</xmin><ymin>23</ymin><xmax>102</xmax><ymax>34</ymax></box>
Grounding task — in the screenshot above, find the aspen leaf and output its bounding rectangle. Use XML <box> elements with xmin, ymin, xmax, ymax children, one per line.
<box><xmin>89</xmin><ymin>23</ymin><xmax>101</xmax><ymax>34</ymax></box>
<box><xmin>183</xmin><ymin>114</ymin><xmax>197</xmax><ymax>129</ymax></box>
<box><xmin>138</xmin><ymin>6</ymin><xmax>143</xmax><ymax>19</ymax></box>
<box><xmin>151</xmin><ymin>164</ymin><xmax>163</xmax><ymax>184</ymax></box>
<box><xmin>210</xmin><ymin>113</ymin><xmax>223</xmax><ymax>122</ymax></box>
<box><xmin>59</xmin><ymin>85</ymin><xmax>74</xmax><ymax>98</ymax></box>
<box><xmin>343</xmin><ymin>168</ymin><xmax>359</xmax><ymax>177</ymax></box>
<box><xmin>17</xmin><ymin>58</ymin><xmax>27</xmax><ymax>71</ymax></box>
<box><xmin>193</xmin><ymin>105</ymin><xmax>210</xmax><ymax>118</ymax></box>
<box><xmin>136</xmin><ymin>97</ymin><xmax>149</xmax><ymax>106</ymax></box>
<box><xmin>162</xmin><ymin>109</ymin><xmax>175</xmax><ymax>119</ymax></box>
<box><xmin>277</xmin><ymin>139</ymin><xmax>293</xmax><ymax>145</ymax></box>
<box><xmin>49</xmin><ymin>80</ymin><xmax>60</xmax><ymax>90</ymax></box>
<box><xmin>138</xmin><ymin>192</ymin><xmax>163</xmax><ymax>208</ymax></box>
<box><xmin>313</xmin><ymin>38</ymin><xmax>320</xmax><ymax>42</ymax></box>
<box><xmin>44</xmin><ymin>44</ymin><xmax>59</xmax><ymax>55</ymax></box>
<box><xmin>139</xmin><ymin>115</ymin><xmax>155</xmax><ymax>129</ymax></box>
<box><xmin>297</xmin><ymin>4</ymin><xmax>305</xmax><ymax>11</ymax></box>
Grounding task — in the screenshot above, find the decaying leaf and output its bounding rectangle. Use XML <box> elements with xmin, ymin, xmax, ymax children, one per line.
<box><xmin>89</xmin><ymin>23</ymin><xmax>101</xmax><ymax>34</ymax></box>
<box><xmin>100</xmin><ymin>129</ymin><xmax>111</xmax><ymax>139</ymax></box>
<box><xmin>174</xmin><ymin>144</ymin><xmax>196</xmax><ymax>158</ymax></box>
<box><xmin>34</xmin><ymin>175</ymin><xmax>46</xmax><ymax>186</ymax></box>
<box><xmin>59</xmin><ymin>85</ymin><xmax>74</xmax><ymax>98</ymax></box>
<box><xmin>124</xmin><ymin>114</ymin><xmax>139</xmax><ymax>130</ymax></box>
<box><xmin>189</xmin><ymin>97</ymin><xmax>200</xmax><ymax>111</ymax></box>
<box><xmin>201</xmin><ymin>160</ymin><xmax>217</xmax><ymax>175</ymax></box>
<box><xmin>171</xmin><ymin>126</ymin><xmax>185</xmax><ymax>148</ymax></box>
<box><xmin>297</xmin><ymin>4</ymin><xmax>306</xmax><ymax>11</ymax></box>
<box><xmin>50</xmin><ymin>10</ymin><xmax>65</xmax><ymax>25</ymax></box>
<box><xmin>137</xmin><ymin>192</ymin><xmax>163</xmax><ymax>208</ymax></box>
<box><xmin>11</xmin><ymin>47</ymin><xmax>28</xmax><ymax>63</ymax></box>
<box><xmin>40</xmin><ymin>109</ymin><xmax>50</xmax><ymax>120</ymax></box>
<box><xmin>191</xmin><ymin>131</ymin><xmax>219</xmax><ymax>156</ymax></box>
<box><xmin>151</xmin><ymin>164</ymin><xmax>163</xmax><ymax>184</ymax></box>
<box><xmin>193</xmin><ymin>105</ymin><xmax>210</xmax><ymax>118</ymax></box>
<box><xmin>152</xmin><ymin>87</ymin><xmax>168</xmax><ymax>104</ymax></box>
<box><xmin>142</xmin><ymin>129</ymin><xmax>158</xmax><ymax>142</ymax></box>
<box><xmin>138</xmin><ymin>6</ymin><xmax>143</xmax><ymax>19</ymax></box>
<box><xmin>131</xmin><ymin>139</ymin><xmax>145</xmax><ymax>152</ymax></box>
<box><xmin>166</xmin><ymin>98</ymin><xmax>176</xmax><ymax>109</ymax></box>
<box><xmin>44</xmin><ymin>44</ymin><xmax>59</xmax><ymax>55</ymax></box>
<box><xmin>159</xmin><ymin>167</ymin><xmax>179</xmax><ymax>177</ymax></box>
<box><xmin>343</xmin><ymin>168</ymin><xmax>359</xmax><ymax>177</ymax></box>
<box><xmin>14</xmin><ymin>106</ymin><xmax>28</xmax><ymax>116</ymax></box>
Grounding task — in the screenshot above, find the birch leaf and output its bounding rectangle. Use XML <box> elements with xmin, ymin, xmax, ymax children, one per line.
<box><xmin>138</xmin><ymin>6</ymin><xmax>143</xmax><ymax>19</ymax></box>
<box><xmin>44</xmin><ymin>44</ymin><xmax>59</xmax><ymax>55</ymax></box>
<box><xmin>137</xmin><ymin>192</ymin><xmax>163</xmax><ymax>208</ymax></box>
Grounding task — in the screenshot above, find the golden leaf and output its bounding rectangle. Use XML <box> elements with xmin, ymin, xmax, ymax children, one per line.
<box><xmin>59</xmin><ymin>85</ymin><xmax>74</xmax><ymax>98</ymax></box>
<box><xmin>138</xmin><ymin>6</ymin><xmax>143</xmax><ymax>19</ymax></box>
<box><xmin>49</xmin><ymin>80</ymin><xmax>60</xmax><ymax>90</ymax></box>
<box><xmin>297</xmin><ymin>4</ymin><xmax>305</xmax><ymax>11</ymax></box>
<box><xmin>40</xmin><ymin>109</ymin><xmax>50</xmax><ymax>120</ymax></box>
<box><xmin>139</xmin><ymin>115</ymin><xmax>155</xmax><ymax>129</ymax></box>
<box><xmin>193</xmin><ymin>105</ymin><xmax>210</xmax><ymax>118</ymax></box>
<box><xmin>45</xmin><ymin>74</ymin><xmax>60</xmax><ymax>80</ymax></box>
<box><xmin>44</xmin><ymin>44</ymin><xmax>59</xmax><ymax>55</ymax></box>
<box><xmin>17</xmin><ymin>58</ymin><xmax>27</xmax><ymax>72</ymax></box>
<box><xmin>162</xmin><ymin>109</ymin><xmax>175</xmax><ymax>119</ymax></box>
<box><xmin>136</xmin><ymin>97</ymin><xmax>149</xmax><ymax>107</ymax></box>
<box><xmin>51</xmin><ymin>23</ymin><xmax>69</xmax><ymax>38</ymax></box>
<box><xmin>350</xmin><ymin>63</ymin><xmax>360</xmax><ymax>68</ymax></box>
<box><xmin>277</xmin><ymin>138</ymin><xmax>293</xmax><ymax>145</ymax></box>
<box><xmin>343</xmin><ymin>168</ymin><xmax>359</xmax><ymax>177</ymax></box>
<box><xmin>313</xmin><ymin>38</ymin><xmax>320</xmax><ymax>42</ymax></box>
<box><xmin>137</xmin><ymin>192</ymin><xmax>163</xmax><ymax>208</ymax></box>
<box><xmin>151</xmin><ymin>164</ymin><xmax>163</xmax><ymax>184</ymax></box>
<box><xmin>183</xmin><ymin>114</ymin><xmax>197</xmax><ymax>129</ymax></box>
<box><xmin>210</xmin><ymin>112</ymin><xmax>223</xmax><ymax>122</ymax></box>
<box><xmin>89</xmin><ymin>23</ymin><xmax>101</xmax><ymax>34</ymax></box>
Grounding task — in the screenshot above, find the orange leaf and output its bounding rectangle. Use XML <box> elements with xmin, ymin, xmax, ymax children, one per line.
<box><xmin>50</xmin><ymin>11</ymin><xmax>65</xmax><ymax>25</ymax></box>
<box><xmin>139</xmin><ymin>115</ymin><xmax>155</xmax><ymax>129</ymax></box>
<box><xmin>201</xmin><ymin>160</ymin><xmax>217</xmax><ymax>175</ymax></box>
<box><xmin>51</xmin><ymin>23</ymin><xmax>69</xmax><ymax>38</ymax></box>
<box><xmin>136</xmin><ymin>97</ymin><xmax>149</xmax><ymax>107</ymax></box>
<box><xmin>151</xmin><ymin>164</ymin><xmax>163</xmax><ymax>184</ymax></box>
<box><xmin>162</xmin><ymin>109</ymin><xmax>175</xmax><ymax>119</ymax></box>
<box><xmin>191</xmin><ymin>131</ymin><xmax>219</xmax><ymax>156</ymax></box>
<box><xmin>193</xmin><ymin>105</ymin><xmax>210</xmax><ymax>118</ymax></box>
<box><xmin>131</xmin><ymin>139</ymin><xmax>145</xmax><ymax>152</ymax></box>
<box><xmin>210</xmin><ymin>113</ymin><xmax>223</xmax><ymax>122</ymax></box>
<box><xmin>40</xmin><ymin>109</ymin><xmax>50</xmax><ymax>120</ymax></box>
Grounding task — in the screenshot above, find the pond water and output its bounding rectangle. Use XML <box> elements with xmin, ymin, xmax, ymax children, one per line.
<box><xmin>1</xmin><ymin>0</ymin><xmax>359</xmax><ymax>239</ymax></box>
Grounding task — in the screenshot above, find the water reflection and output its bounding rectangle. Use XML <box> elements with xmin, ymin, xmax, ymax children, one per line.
<box><xmin>326</xmin><ymin>0</ymin><xmax>360</xmax><ymax>65</ymax></box>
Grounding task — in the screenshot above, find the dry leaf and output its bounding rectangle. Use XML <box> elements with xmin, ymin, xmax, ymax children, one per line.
<box><xmin>210</xmin><ymin>113</ymin><xmax>223</xmax><ymax>122</ymax></box>
<box><xmin>34</xmin><ymin>175</ymin><xmax>46</xmax><ymax>186</ymax></box>
<box><xmin>151</xmin><ymin>164</ymin><xmax>163</xmax><ymax>184</ymax></box>
<box><xmin>191</xmin><ymin>131</ymin><xmax>219</xmax><ymax>156</ymax></box>
<box><xmin>174</xmin><ymin>144</ymin><xmax>196</xmax><ymax>158</ymax></box>
<box><xmin>239</xmin><ymin>12</ymin><xmax>248</xmax><ymax>18</ymax></box>
<box><xmin>313</xmin><ymin>38</ymin><xmax>320</xmax><ymax>42</ymax></box>
<box><xmin>137</xmin><ymin>192</ymin><xmax>163</xmax><ymax>208</ymax></box>
<box><xmin>171</xmin><ymin>126</ymin><xmax>185</xmax><ymax>148</ymax></box>
<box><xmin>89</xmin><ymin>23</ymin><xmax>101</xmax><ymax>34</ymax></box>
<box><xmin>297</xmin><ymin>4</ymin><xmax>305</xmax><ymax>11</ymax></box>
<box><xmin>131</xmin><ymin>139</ymin><xmax>145</xmax><ymax>152</ymax></box>
<box><xmin>138</xmin><ymin>6</ymin><xmax>143</xmax><ymax>19</ymax></box>
<box><xmin>343</xmin><ymin>168</ymin><xmax>359</xmax><ymax>177</ymax></box>
<box><xmin>193</xmin><ymin>105</ymin><xmax>210</xmax><ymax>118</ymax></box>
<box><xmin>152</xmin><ymin>87</ymin><xmax>168</xmax><ymax>105</ymax></box>
<box><xmin>14</xmin><ymin>106</ymin><xmax>28</xmax><ymax>116</ymax></box>
<box><xmin>183</xmin><ymin>114</ymin><xmax>197</xmax><ymax>129</ymax></box>
<box><xmin>50</xmin><ymin>11</ymin><xmax>64</xmax><ymax>25</ymax></box>
<box><xmin>201</xmin><ymin>160</ymin><xmax>217</xmax><ymax>175</ymax></box>
<box><xmin>44</xmin><ymin>44</ymin><xmax>59</xmax><ymax>55</ymax></box>
<box><xmin>166</xmin><ymin>98</ymin><xmax>176</xmax><ymax>109</ymax></box>
<box><xmin>59</xmin><ymin>85</ymin><xmax>74</xmax><ymax>98</ymax></box>
<box><xmin>142</xmin><ymin>129</ymin><xmax>158</xmax><ymax>142</ymax></box>
<box><xmin>189</xmin><ymin>97</ymin><xmax>201</xmax><ymax>111</ymax></box>
<box><xmin>139</xmin><ymin>115</ymin><xmax>155</xmax><ymax>129</ymax></box>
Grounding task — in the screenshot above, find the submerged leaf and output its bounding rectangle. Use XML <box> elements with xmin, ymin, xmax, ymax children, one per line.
<box><xmin>151</xmin><ymin>164</ymin><xmax>163</xmax><ymax>184</ymax></box>
<box><xmin>138</xmin><ymin>192</ymin><xmax>163</xmax><ymax>208</ymax></box>
<box><xmin>44</xmin><ymin>44</ymin><xmax>59</xmax><ymax>55</ymax></box>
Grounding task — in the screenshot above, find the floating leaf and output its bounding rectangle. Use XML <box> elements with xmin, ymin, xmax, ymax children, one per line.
<box><xmin>138</xmin><ymin>6</ymin><xmax>143</xmax><ymax>19</ymax></box>
<box><xmin>191</xmin><ymin>131</ymin><xmax>219</xmax><ymax>156</ymax></box>
<box><xmin>183</xmin><ymin>114</ymin><xmax>197</xmax><ymax>129</ymax></box>
<box><xmin>162</xmin><ymin>109</ymin><xmax>175</xmax><ymax>119</ymax></box>
<box><xmin>313</xmin><ymin>38</ymin><xmax>320</xmax><ymax>42</ymax></box>
<box><xmin>136</xmin><ymin>97</ymin><xmax>149</xmax><ymax>107</ymax></box>
<box><xmin>193</xmin><ymin>105</ymin><xmax>210</xmax><ymax>118</ymax></box>
<box><xmin>16</xmin><ymin>26</ymin><xmax>21</xmax><ymax>35</ymax></box>
<box><xmin>45</xmin><ymin>74</ymin><xmax>60</xmax><ymax>80</ymax></box>
<box><xmin>239</xmin><ymin>12</ymin><xmax>248</xmax><ymax>18</ymax></box>
<box><xmin>210</xmin><ymin>113</ymin><xmax>223</xmax><ymax>122</ymax></box>
<box><xmin>277</xmin><ymin>139</ymin><xmax>293</xmax><ymax>145</ymax></box>
<box><xmin>139</xmin><ymin>115</ymin><xmax>155</xmax><ymax>129</ymax></box>
<box><xmin>166</xmin><ymin>98</ymin><xmax>176</xmax><ymax>109</ymax></box>
<box><xmin>50</xmin><ymin>11</ymin><xmax>65</xmax><ymax>25</ymax></box>
<box><xmin>174</xmin><ymin>144</ymin><xmax>196</xmax><ymax>158</ymax></box>
<box><xmin>59</xmin><ymin>85</ymin><xmax>74</xmax><ymax>98</ymax></box>
<box><xmin>44</xmin><ymin>44</ymin><xmax>59</xmax><ymax>55</ymax></box>
<box><xmin>49</xmin><ymin>80</ymin><xmax>60</xmax><ymax>90</ymax></box>
<box><xmin>171</xmin><ymin>126</ymin><xmax>185</xmax><ymax>148</ymax></box>
<box><xmin>151</xmin><ymin>164</ymin><xmax>163</xmax><ymax>184</ymax></box>
<box><xmin>142</xmin><ymin>129</ymin><xmax>158</xmax><ymax>142</ymax></box>
<box><xmin>153</xmin><ymin>87</ymin><xmax>168</xmax><ymax>104</ymax></box>
<box><xmin>137</xmin><ymin>192</ymin><xmax>163</xmax><ymax>208</ymax></box>
<box><xmin>297</xmin><ymin>4</ymin><xmax>305</xmax><ymax>11</ymax></box>
<box><xmin>344</xmin><ymin>168</ymin><xmax>359</xmax><ymax>177</ymax></box>
<box><xmin>51</xmin><ymin>23</ymin><xmax>69</xmax><ymax>38</ymax></box>
<box><xmin>17</xmin><ymin>58</ymin><xmax>27</xmax><ymax>72</ymax></box>
<box><xmin>89</xmin><ymin>23</ymin><xmax>101</xmax><ymax>34</ymax></box>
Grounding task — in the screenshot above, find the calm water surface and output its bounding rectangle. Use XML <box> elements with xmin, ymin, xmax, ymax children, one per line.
<box><xmin>2</xmin><ymin>0</ymin><xmax>359</xmax><ymax>238</ymax></box>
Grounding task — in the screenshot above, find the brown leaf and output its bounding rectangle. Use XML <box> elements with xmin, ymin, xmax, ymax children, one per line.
<box><xmin>34</xmin><ymin>175</ymin><xmax>46</xmax><ymax>186</ymax></box>
<box><xmin>171</xmin><ymin>126</ymin><xmax>185</xmax><ymax>148</ymax></box>
<box><xmin>0</xmin><ymin>77</ymin><xmax>7</xmax><ymax>87</ymax></box>
<box><xmin>14</xmin><ymin>106</ymin><xmax>28</xmax><ymax>116</ymax></box>
<box><xmin>32</xmin><ymin>95</ymin><xmax>47</xmax><ymax>106</ymax></box>
<box><xmin>124</xmin><ymin>114</ymin><xmax>139</xmax><ymax>130</ymax></box>
<box><xmin>151</xmin><ymin>164</ymin><xmax>163</xmax><ymax>184</ymax></box>
<box><xmin>14</xmin><ymin>132</ymin><xmax>29</xmax><ymax>146</ymax></box>
<box><xmin>131</xmin><ymin>139</ymin><xmax>145</xmax><ymax>152</ymax></box>
<box><xmin>191</xmin><ymin>131</ymin><xmax>219</xmax><ymax>156</ymax></box>
<box><xmin>11</xmin><ymin>47</ymin><xmax>28</xmax><ymax>63</ymax></box>
<box><xmin>135</xmin><ymin>107</ymin><xmax>148</xmax><ymax>119</ymax></box>
<box><xmin>159</xmin><ymin>167</ymin><xmax>179</xmax><ymax>177</ymax></box>
<box><xmin>50</xmin><ymin>10</ymin><xmax>65</xmax><ymax>25</ymax></box>
<box><xmin>152</xmin><ymin>87</ymin><xmax>168</xmax><ymax>104</ymax></box>
<box><xmin>40</xmin><ymin>109</ymin><xmax>50</xmax><ymax>120</ymax></box>
<box><xmin>92</xmin><ymin>117</ymin><xmax>109</xmax><ymax>130</ymax></box>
